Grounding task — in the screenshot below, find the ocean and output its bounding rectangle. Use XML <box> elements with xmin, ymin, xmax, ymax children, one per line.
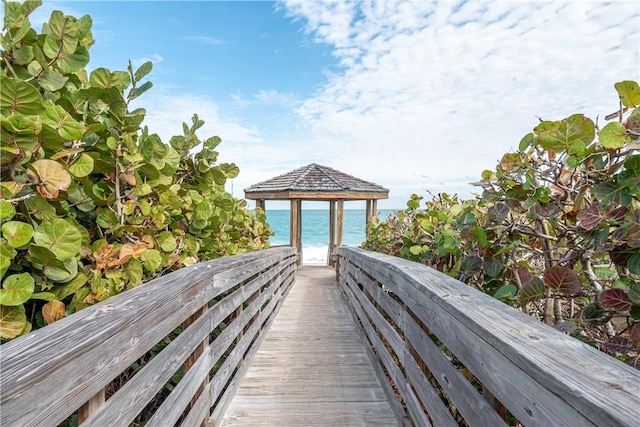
<box><xmin>265</xmin><ymin>209</ymin><xmax>399</xmax><ymax>265</ymax></box>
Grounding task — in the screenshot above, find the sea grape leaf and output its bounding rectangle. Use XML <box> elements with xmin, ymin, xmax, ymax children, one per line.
<box><xmin>50</xmin><ymin>271</ymin><xmax>88</xmax><ymax>300</ymax></box>
<box><xmin>156</xmin><ymin>231</ymin><xmax>177</xmax><ymax>253</ymax></box>
<box><xmin>141</xmin><ymin>249</ymin><xmax>162</xmax><ymax>271</ymax></box>
<box><xmin>0</xmin><ymin>200</ymin><xmax>15</xmax><ymax>221</ymax></box>
<box><xmin>42</xmin><ymin>100</ymin><xmax>84</xmax><ymax>140</ymax></box>
<box><xmin>599</xmin><ymin>122</ymin><xmax>628</xmax><ymax>149</ymax></box>
<box><xmin>577</xmin><ymin>203</ymin><xmax>604</xmax><ymax>230</ymax></box>
<box><xmin>544</xmin><ymin>266</ymin><xmax>581</xmax><ymax>295</ymax></box>
<box><xmin>1</xmin><ymin>221</ymin><xmax>34</xmax><ymax>248</ymax></box>
<box><xmin>520</xmin><ymin>277</ymin><xmax>546</xmax><ymax>305</ymax></box>
<box><xmin>42</xmin><ymin>299</ymin><xmax>66</xmax><ymax>324</ymax></box>
<box><xmin>615</xmin><ymin>80</ymin><xmax>640</xmax><ymax>107</ymax></box>
<box><xmin>484</xmin><ymin>258</ymin><xmax>503</xmax><ymax>278</ymax></box>
<box><xmin>536</xmin><ymin>114</ymin><xmax>595</xmax><ymax>152</ymax></box>
<box><xmin>33</xmin><ymin>218</ymin><xmax>82</xmax><ymax>261</ymax></box>
<box><xmin>26</xmin><ymin>159</ymin><xmax>72</xmax><ymax>199</ymax></box>
<box><xmin>44</xmin><ymin>257</ymin><xmax>78</xmax><ymax>282</ymax></box>
<box><xmin>90</xmin><ymin>68</ymin><xmax>130</xmax><ymax>91</ymax></box>
<box><xmin>0</xmin><ymin>273</ymin><xmax>35</xmax><ymax>306</ymax></box>
<box><xmin>69</xmin><ymin>153</ymin><xmax>94</xmax><ymax>177</ymax></box>
<box><xmin>134</xmin><ymin>61</ymin><xmax>153</xmax><ymax>82</ymax></box>
<box><xmin>0</xmin><ymin>305</ymin><xmax>27</xmax><ymax>339</ymax></box>
<box><xmin>29</xmin><ymin>245</ymin><xmax>69</xmax><ymax>272</ymax></box>
<box><xmin>57</xmin><ymin>45</ymin><xmax>90</xmax><ymax>74</ymax></box>
<box><xmin>599</xmin><ymin>288</ymin><xmax>632</xmax><ymax>312</ymax></box>
<box><xmin>494</xmin><ymin>284</ymin><xmax>517</xmax><ymax>301</ymax></box>
<box><xmin>629</xmin><ymin>282</ymin><xmax>640</xmax><ymax>304</ymax></box>
<box><xmin>37</xmin><ymin>69</ymin><xmax>67</xmax><ymax>91</ymax></box>
<box><xmin>47</xmin><ymin>10</ymin><xmax>77</xmax><ymax>54</ymax></box>
<box><xmin>0</xmin><ymin>78</ymin><xmax>44</xmax><ymax>115</ymax></box>
<box><xmin>593</xmin><ymin>181</ymin><xmax>632</xmax><ymax>207</ymax></box>
<box><xmin>627</xmin><ymin>253</ymin><xmax>640</xmax><ymax>274</ymax></box>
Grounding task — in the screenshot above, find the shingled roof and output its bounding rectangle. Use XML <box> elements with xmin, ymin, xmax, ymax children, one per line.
<box><xmin>244</xmin><ymin>163</ymin><xmax>389</xmax><ymax>200</ymax></box>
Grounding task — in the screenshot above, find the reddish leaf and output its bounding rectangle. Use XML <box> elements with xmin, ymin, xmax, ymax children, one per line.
<box><xmin>577</xmin><ymin>203</ymin><xmax>603</xmax><ymax>230</ymax></box>
<box><xmin>631</xmin><ymin>323</ymin><xmax>640</xmax><ymax>344</ymax></box>
<box><xmin>609</xmin><ymin>245</ymin><xmax>632</xmax><ymax>266</ymax></box>
<box><xmin>599</xmin><ymin>288</ymin><xmax>632</xmax><ymax>312</ymax></box>
<box><xmin>543</xmin><ymin>266</ymin><xmax>582</xmax><ymax>295</ymax></box>
<box><xmin>510</xmin><ymin>264</ymin><xmax>533</xmax><ymax>284</ymax></box>
<box><xmin>607</xmin><ymin>206</ymin><xmax>629</xmax><ymax>221</ymax></box>
<box><xmin>520</xmin><ymin>277</ymin><xmax>545</xmax><ymax>304</ymax></box>
<box><xmin>602</xmin><ymin>336</ymin><xmax>631</xmax><ymax>356</ymax></box>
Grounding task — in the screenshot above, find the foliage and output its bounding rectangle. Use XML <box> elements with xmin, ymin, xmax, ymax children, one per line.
<box><xmin>365</xmin><ymin>81</ymin><xmax>640</xmax><ymax>366</ymax></box>
<box><xmin>0</xmin><ymin>0</ymin><xmax>272</xmax><ymax>341</ymax></box>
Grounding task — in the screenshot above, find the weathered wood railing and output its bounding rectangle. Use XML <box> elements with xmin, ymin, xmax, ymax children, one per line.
<box><xmin>0</xmin><ymin>246</ymin><xmax>297</xmax><ymax>427</ymax></box>
<box><xmin>336</xmin><ymin>247</ymin><xmax>640</xmax><ymax>427</ymax></box>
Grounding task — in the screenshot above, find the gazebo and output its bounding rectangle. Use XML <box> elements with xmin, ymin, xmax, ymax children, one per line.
<box><xmin>244</xmin><ymin>163</ymin><xmax>389</xmax><ymax>265</ymax></box>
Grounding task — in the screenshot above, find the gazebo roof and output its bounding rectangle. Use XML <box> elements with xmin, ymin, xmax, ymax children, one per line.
<box><xmin>244</xmin><ymin>163</ymin><xmax>389</xmax><ymax>200</ymax></box>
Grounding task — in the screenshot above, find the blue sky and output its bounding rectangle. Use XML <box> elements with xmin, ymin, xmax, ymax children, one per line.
<box><xmin>27</xmin><ymin>1</ymin><xmax>640</xmax><ymax>209</ymax></box>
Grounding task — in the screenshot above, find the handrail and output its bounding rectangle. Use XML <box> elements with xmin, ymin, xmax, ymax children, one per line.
<box><xmin>336</xmin><ymin>247</ymin><xmax>640</xmax><ymax>427</ymax></box>
<box><xmin>0</xmin><ymin>246</ymin><xmax>297</xmax><ymax>427</ymax></box>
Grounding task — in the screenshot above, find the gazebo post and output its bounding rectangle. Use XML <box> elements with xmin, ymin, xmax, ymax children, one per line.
<box><xmin>296</xmin><ymin>200</ymin><xmax>302</xmax><ymax>264</ymax></box>
<box><xmin>328</xmin><ymin>200</ymin><xmax>336</xmax><ymax>266</ymax></box>
<box><xmin>337</xmin><ymin>199</ymin><xmax>344</xmax><ymax>249</ymax></box>
<box><xmin>255</xmin><ymin>199</ymin><xmax>265</xmax><ymax>212</ymax></box>
<box><xmin>290</xmin><ymin>199</ymin><xmax>301</xmax><ymax>265</ymax></box>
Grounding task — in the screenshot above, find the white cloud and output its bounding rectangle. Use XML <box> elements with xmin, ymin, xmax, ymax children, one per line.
<box><xmin>183</xmin><ymin>35</ymin><xmax>224</xmax><ymax>46</ymax></box>
<box><xmin>278</xmin><ymin>0</ymin><xmax>640</xmax><ymax>206</ymax></box>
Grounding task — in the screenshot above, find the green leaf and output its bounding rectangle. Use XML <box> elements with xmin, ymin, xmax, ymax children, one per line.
<box><xmin>48</xmin><ymin>10</ymin><xmax>77</xmax><ymax>54</ymax></box>
<box><xmin>593</xmin><ymin>181</ymin><xmax>633</xmax><ymax>207</ymax></box>
<box><xmin>44</xmin><ymin>257</ymin><xmax>78</xmax><ymax>282</ymax></box>
<box><xmin>520</xmin><ymin>277</ymin><xmax>545</xmax><ymax>305</ymax></box>
<box><xmin>134</xmin><ymin>61</ymin><xmax>153</xmax><ymax>82</ymax></box>
<box><xmin>30</xmin><ymin>292</ymin><xmax>57</xmax><ymax>301</ymax></box>
<box><xmin>51</xmin><ymin>271</ymin><xmax>88</xmax><ymax>300</ymax></box>
<box><xmin>519</xmin><ymin>132</ymin><xmax>534</xmax><ymax>151</ymax></box>
<box><xmin>69</xmin><ymin>153</ymin><xmax>94</xmax><ymax>177</ymax></box>
<box><xmin>535</xmin><ymin>114</ymin><xmax>595</xmax><ymax>153</ymax></box>
<box><xmin>0</xmin><ymin>273</ymin><xmax>35</xmax><ymax>306</ymax></box>
<box><xmin>628</xmin><ymin>253</ymin><xmax>640</xmax><ymax>274</ymax></box>
<box><xmin>0</xmin><ymin>305</ymin><xmax>27</xmax><ymax>339</ymax></box>
<box><xmin>2</xmin><ymin>221</ymin><xmax>34</xmax><ymax>248</ymax></box>
<box><xmin>614</xmin><ymin>80</ymin><xmax>640</xmax><ymax>107</ymax></box>
<box><xmin>13</xmin><ymin>45</ymin><xmax>34</xmax><ymax>65</ymax></box>
<box><xmin>475</xmin><ymin>226</ymin><xmax>488</xmax><ymax>248</ymax></box>
<box><xmin>0</xmin><ymin>200</ymin><xmax>15</xmax><ymax>221</ymax></box>
<box><xmin>409</xmin><ymin>245</ymin><xmax>422</xmax><ymax>256</ymax></box>
<box><xmin>494</xmin><ymin>284</ymin><xmax>517</xmax><ymax>300</ymax></box>
<box><xmin>90</xmin><ymin>68</ymin><xmax>131</xmax><ymax>91</ymax></box>
<box><xmin>0</xmin><ymin>78</ymin><xmax>44</xmax><ymax>115</ymax></box>
<box><xmin>128</xmin><ymin>81</ymin><xmax>153</xmax><ymax>101</ymax></box>
<box><xmin>156</xmin><ymin>231</ymin><xmax>177</xmax><ymax>253</ymax></box>
<box><xmin>37</xmin><ymin>69</ymin><xmax>67</xmax><ymax>91</ymax></box>
<box><xmin>141</xmin><ymin>249</ymin><xmax>162</xmax><ymax>271</ymax></box>
<box><xmin>57</xmin><ymin>45</ymin><xmax>90</xmax><ymax>74</ymax></box>
<box><xmin>33</xmin><ymin>218</ymin><xmax>82</xmax><ymax>261</ymax></box>
<box><xmin>600</xmin><ymin>122</ymin><xmax>628</xmax><ymax>149</ymax></box>
<box><xmin>41</xmin><ymin>100</ymin><xmax>84</xmax><ymax>140</ymax></box>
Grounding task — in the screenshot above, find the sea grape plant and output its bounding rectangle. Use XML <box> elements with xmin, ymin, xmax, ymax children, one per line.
<box><xmin>365</xmin><ymin>80</ymin><xmax>640</xmax><ymax>366</ymax></box>
<box><xmin>0</xmin><ymin>0</ymin><xmax>272</xmax><ymax>341</ymax></box>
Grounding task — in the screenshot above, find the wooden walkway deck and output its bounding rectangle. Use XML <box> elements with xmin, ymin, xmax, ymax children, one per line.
<box><xmin>220</xmin><ymin>266</ymin><xmax>400</xmax><ymax>426</ymax></box>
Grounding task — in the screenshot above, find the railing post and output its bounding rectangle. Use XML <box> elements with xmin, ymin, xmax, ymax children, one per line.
<box><xmin>78</xmin><ymin>387</ymin><xmax>105</xmax><ymax>423</ymax></box>
<box><xmin>183</xmin><ymin>306</ymin><xmax>209</xmax><ymax>409</ymax></box>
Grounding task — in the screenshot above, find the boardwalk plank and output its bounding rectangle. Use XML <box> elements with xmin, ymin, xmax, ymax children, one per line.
<box><xmin>219</xmin><ymin>266</ymin><xmax>399</xmax><ymax>427</ymax></box>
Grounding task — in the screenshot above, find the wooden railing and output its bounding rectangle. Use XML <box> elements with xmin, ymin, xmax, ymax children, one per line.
<box><xmin>0</xmin><ymin>246</ymin><xmax>297</xmax><ymax>427</ymax></box>
<box><xmin>336</xmin><ymin>247</ymin><xmax>640</xmax><ymax>427</ymax></box>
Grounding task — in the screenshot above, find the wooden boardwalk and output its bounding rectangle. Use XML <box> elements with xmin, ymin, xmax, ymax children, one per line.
<box><xmin>220</xmin><ymin>266</ymin><xmax>400</xmax><ymax>426</ymax></box>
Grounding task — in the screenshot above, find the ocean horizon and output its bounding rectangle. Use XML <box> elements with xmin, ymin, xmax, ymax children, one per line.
<box><xmin>264</xmin><ymin>208</ymin><xmax>400</xmax><ymax>265</ymax></box>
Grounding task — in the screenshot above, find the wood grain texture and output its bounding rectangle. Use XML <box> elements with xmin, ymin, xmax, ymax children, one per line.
<box><xmin>220</xmin><ymin>266</ymin><xmax>399</xmax><ymax>427</ymax></box>
<box><xmin>337</xmin><ymin>247</ymin><xmax>640</xmax><ymax>427</ymax></box>
<box><xmin>0</xmin><ymin>247</ymin><xmax>296</xmax><ymax>427</ymax></box>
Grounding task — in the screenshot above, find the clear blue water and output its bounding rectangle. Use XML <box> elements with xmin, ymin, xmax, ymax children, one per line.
<box><xmin>265</xmin><ymin>209</ymin><xmax>398</xmax><ymax>264</ymax></box>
